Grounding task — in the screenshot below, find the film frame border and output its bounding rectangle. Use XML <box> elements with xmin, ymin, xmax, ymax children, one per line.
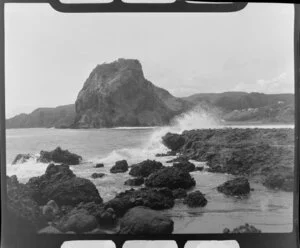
<box><xmin>0</xmin><ymin>2</ymin><xmax>298</xmax><ymax>248</ymax></box>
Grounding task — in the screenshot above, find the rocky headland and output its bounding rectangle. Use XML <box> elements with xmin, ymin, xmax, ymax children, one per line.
<box><xmin>72</xmin><ymin>58</ymin><xmax>190</xmax><ymax>128</ymax></box>
<box><xmin>6</xmin><ymin>59</ymin><xmax>294</xmax><ymax>129</ymax></box>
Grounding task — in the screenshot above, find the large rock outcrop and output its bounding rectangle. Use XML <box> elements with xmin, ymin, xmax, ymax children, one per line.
<box><xmin>217</xmin><ymin>177</ymin><xmax>251</xmax><ymax>196</ymax></box>
<box><xmin>38</xmin><ymin>147</ymin><xmax>82</xmax><ymax>165</ymax></box>
<box><xmin>119</xmin><ymin>206</ymin><xmax>174</xmax><ymax>234</ymax></box>
<box><xmin>183</xmin><ymin>190</ymin><xmax>207</xmax><ymax>207</ymax></box>
<box><xmin>162</xmin><ymin>128</ymin><xmax>294</xmax><ymax>191</ymax></box>
<box><xmin>145</xmin><ymin>167</ymin><xmax>196</xmax><ymax>190</ymax></box>
<box><xmin>73</xmin><ymin>58</ymin><xmax>189</xmax><ymax>128</ymax></box>
<box><xmin>104</xmin><ymin>188</ymin><xmax>174</xmax><ymax>216</ymax></box>
<box><xmin>26</xmin><ymin>163</ymin><xmax>102</xmax><ymax>206</ymax></box>
<box><xmin>7</xmin><ymin>176</ymin><xmax>46</xmax><ymax>232</ymax></box>
<box><xmin>129</xmin><ymin>160</ymin><xmax>164</xmax><ymax>177</ymax></box>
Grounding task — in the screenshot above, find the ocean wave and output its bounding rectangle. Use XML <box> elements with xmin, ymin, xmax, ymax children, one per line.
<box><xmin>7</xmin><ymin>158</ymin><xmax>49</xmax><ymax>183</ymax></box>
<box><xmin>91</xmin><ymin>106</ymin><xmax>220</xmax><ymax>166</ymax></box>
<box><xmin>7</xmin><ymin>106</ymin><xmax>219</xmax><ymax>181</ymax></box>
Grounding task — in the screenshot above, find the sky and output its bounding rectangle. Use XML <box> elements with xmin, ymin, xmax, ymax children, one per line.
<box><xmin>5</xmin><ymin>3</ymin><xmax>294</xmax><ymax>118</ymax></box>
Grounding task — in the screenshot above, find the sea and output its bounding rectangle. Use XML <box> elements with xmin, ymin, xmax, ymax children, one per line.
<box><xmin>5</xmin><ymin>110</ymin><xmax>294</xmax><ymax>233</ymax></box>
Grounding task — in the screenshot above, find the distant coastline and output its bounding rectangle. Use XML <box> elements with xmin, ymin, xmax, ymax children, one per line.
<box><xmin>5</xmin><ymin>59</ymin><xmax>295</xmax><ymax>129</ymax></box>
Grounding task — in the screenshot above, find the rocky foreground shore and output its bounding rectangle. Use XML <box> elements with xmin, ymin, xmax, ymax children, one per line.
<box><xmin>162</xmin><ymin>128</ymin><xmax>294</xmax><ymax>192</ymax></box>
<box><xmin>6</xmin><ymin>128</ymin><xmax>294</xmax><ymax>234</ymax></box>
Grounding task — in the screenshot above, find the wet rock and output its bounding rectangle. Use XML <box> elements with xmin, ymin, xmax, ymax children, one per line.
<box><xmin>172</xmin><ymin>161</ymin><xmax>195</xmax><ymax>173</ymax></box>
<box><xmin>57</xmin><ymin>208</ymin><xmax>98</xmax><ymax>233</ymax></box>
<box><xmin>217</xmin><ymin>177</ymin><xmax>250</xmax><ymax>196</ymax></box>
<box><xmin>110</xmin><ymin>160</ymin><xmax>128</xmax><ymax>173</ymax></box>
<box><xmin>161</xmin><ymin>129</ymin><xmax>294</xmax><ymax>192</ymax></box>
<box><xmin>105</xmin><ymin>187</ymin><xmax>174</xmax><ymax>217</ymax></box>
<box><xmin>38</xmin><ymin>147</ymin><xmax>82</xmax><ymax>165</ymax></box>
<box><xmin>129</xmin><ymin>160</ymin><xmax>163</xmax><ymax>177</ymax></box>
<box><xmin>98</xmin><ymin>208</ymin><xmax>117</xmax><ymax>227</ymax></box>
<box><xmin>12</xmin><ymin>153</ymin><xmax>34</xmax><ymax>165</ymax></box>
<box><xmin>162</xmin><ymin>133</ymin><xmax>185</xmax><ymax>151</ymax></box>
<box><xmin>119</xmin><ymin>206</ymin><xmax>174</xmax><ymax>234</ymax></box>
<box><xmin>95</xmin><ymin>163</ymin><xmax>104</xmax><ymax>168</ymax></box>
<box><xmin>145</xmin><ymin>167</ymin><xmax>196</xmax><ymax>190</ymax></box>
<box><xmin>223</xmin><ymin>223</ymin><xmax>262</xmax><ymax>233</ymax></box>
<box><xmin>68</xmin><ymin>202</ymin><xmax>117</xmax><ymax>227</ymax></box>
<box><xmin>124</xmin><ymin>177</ymin><xmax>144</xmax><ymax>186</ymax></box>
<box><xmin>26</xmin><ymin>163</ymin><xmax>102</xmax><ymax>206</ymax></box>
<box><xmin>7</xmin><ymin>176</ymin><xmax>46</xmax><ymax>232</ymax></box>
<box><xmin>91</xmin><ymin>173</ymin><xmax>105</xmax><ymax>179</ymax></box>
<box><xmin>38</xmin><ymin>225</ymin><xmax>62</xmax><ymax>234</ymax></box>
<box><xmin>172</xmin><ymin>188</ymin><xmax>187</xmax><ymax>199</ymax></box>
<box><xmin>42</xmin><ymin>200</ymin><xmax>60</xmax><ymax>221</ymax></box>
<box><xmin>183</xmin><ymin>190</ymin><xmax>207</xmax><ymax>207</ymax></box>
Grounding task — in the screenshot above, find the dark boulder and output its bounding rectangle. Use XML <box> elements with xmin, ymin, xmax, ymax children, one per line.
<box><xmin>95</xmin><ymin>163</ymin><xmax>104</xmax><ymax>168</ymax></box>
<box><xmin>104</xmin><ymin>187</ymin><xmax>174</xmax><ymax>217</ymax></box>
<box><xmin>38</xmin><ymin>147</ymin><xmax>82</xmax><ymax>165</ymax></box>
<box><xmin>217</xmin><ymin>177</ymin><xmax>250</xmax><ymax>196</ymax></box>
<box><xmin>12</xmin><ymin>153</ymin><xmax>34</xmax><ymax>165</ymax></box>
<box><xmin>223</xmin><ymin>223</ymin><xmax>262</xmax><ymax>233</ymax></box>
<box><xmin>172</xmin><ymin>161</ymin><xmax>195</xmax><ymax>173</ymax></box>
<box><xmin>91</xmin><ymin>173</ymin><xmax>105</xmax><ymax>179</ymax></box>
<box><xmin>26</xmin><ymin>163</ymin><xmax>102</xmax><ymax>206</ymax></box>
<box><xmin>129</xmin><ymin>160</ymin><xmax>163</xmax><ymax>177</ymax></box>
<box><xmin>172</xmin><ymin>188</ymin><xmax>187</xmax><ymax>199</ymax></box>
<box><xmin>7</xmin><ymin>176</ymin><xmax>46</xmax><ymax>232</ymax></box>
<box><xmin>124</xmin><ymin>177</ymin><xmax>144</xmax><ymax>186</ymax></box>
<box><xmin>110</xmin><ymin>160</ymin><xmax>128</xmax><ymax>173</ymax></box>
<box><xmin>42</xmin><ymin>200</ymin><xmax>60</xmax><ymax>221</ymax></box>
<box><xmin>56</xmin><ymin>208</ymin><xmax>98</xmax><ymax>233</ymax></box>
<box><xmin>162</xmin><ymin>133</ymin><xmax>185</xmax><ymax>151</ymax></box>
<box><xmin>67</xmin><ymin>202</ymin><xmax>117</xmax><ymax>227</ymax></box>
<box><xmin>145</xmin><ymin>167</ymin><xmax>196</xmax><ymax>190</ymax></box>
<box><xmin>183</xmin><ymin>190</ymin><xmax>207</xmax><ymax>207</ymax></box>
<box><xmin>119</xmin><ymin>206</ymin><xmax>174</xmax><ymax>234</ymax></box>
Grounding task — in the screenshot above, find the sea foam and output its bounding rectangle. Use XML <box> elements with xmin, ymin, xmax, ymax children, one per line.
<box><xmin>95</xmin><ymin>106</ymin><xmax>219</xmax><ymax>166</ymax></box>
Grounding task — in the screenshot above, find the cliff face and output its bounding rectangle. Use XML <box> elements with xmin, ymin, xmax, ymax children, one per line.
<box><xmin>73</xmin><ymin>59</ymin><xmax>189</xmax><ymax>128</ymax></box>
<box><xmin>6</xmin><ymin>104</ymin><xmax>75</xmax><ymax>129</ymax></box>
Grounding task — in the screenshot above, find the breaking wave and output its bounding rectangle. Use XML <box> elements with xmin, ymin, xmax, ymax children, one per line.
<box><xmin>7</xmin><ymin>106</ymin><xmax>219</xmax><ymax>181</ymax></box>
<box><xmin>95</xmin><ymin>106</ymin><xmax>220</xmax><ymax>166</ymax></box>
<box><xmin>6</xmin><ymin>155</ymin><xmax>49</xmax><ymax>183</ymax></box>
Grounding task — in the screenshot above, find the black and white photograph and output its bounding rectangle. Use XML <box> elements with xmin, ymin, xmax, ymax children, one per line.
<box><xmin>4</xmin><ymin>3</ymin><xmax>295</xmax><ymax>235</ymax></box>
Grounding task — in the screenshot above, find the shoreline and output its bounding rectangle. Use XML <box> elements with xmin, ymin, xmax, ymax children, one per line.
<box><xmin>6</xmin><ymin>127</ymin><xmax>294</xmax><ymax>234</ymax></box>
<box><xmin>5</xmin><ymin>121</ymin><xmax>295</xmax><ymax>130</ymax></box>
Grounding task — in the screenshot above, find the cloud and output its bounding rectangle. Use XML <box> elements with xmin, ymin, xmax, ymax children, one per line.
<box><xmin>232</xmin><ymin>72</ymin><xmax>294</xmax><ymax>93</ymax></box>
